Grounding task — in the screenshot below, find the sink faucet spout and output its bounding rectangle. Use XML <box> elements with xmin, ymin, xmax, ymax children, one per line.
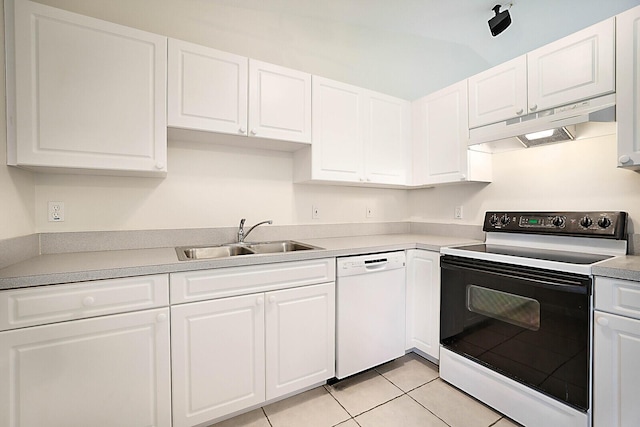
<box><xmin>237</xmin><ymin>219</ymin><xmax>272</xmax><ymax>243</ymax></box>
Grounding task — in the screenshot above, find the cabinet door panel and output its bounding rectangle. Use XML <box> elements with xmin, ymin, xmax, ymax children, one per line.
<box><xmin>413</xmin><ymin>81</ymin><xmax>469</xmax><ymax>185</ymax></box>
<box><xmin>311</xmin><ymin>77</ymin><xmax>363</xmax><ymax>181</ymax></box>
<box><xmin>0</xmin><ymin>308</ymin><xmax>171</xmax><ymax>427</ymax></box>
<box><xmin>594</xmin><ymin>311</ymin><xmax>640</xmax><ymax>427</ymax></box>
<box><xmin>249</xmin><ymin>60</ymin><xmax>311</xmax><ymax>143</ymax></box>
<box><xmin>168</xmin><ymin>38</ymin><xmax>248</xmax><ymax>135</ymax></box>
<box><xmin>406</xmin><ymin>250</ymin><xmax>441</xmax><ymax>360</ymax></box>
<box><xmin>616</xmin><ymin>5</ymin><xmax>640</xmax><ymax>168</ymax></box>
<box><xmin>527</xmin><ymin>18</ymin><xmax>614</xmax><ymax>112</ymax></box>
<box><xmin>364</xmin><ymin>92</ymin><xmax>409</xmax><ymax>185</ymax></box>
<box><xmin>468</xmin><ymin>55</ymin><xmax>527</xmax><ymax>128</ymax></box>
<box><xmin>171</xmin><ymin>294</ymin><xmax>265</xmax><ymax>427</ymax></box>
<box><xmin>9</xmin><ymin>0</ymin><xmax>167</xmax><ymax>174</ymax></box>
<box><xmin>265</xmin><ymin>283</ymin><xmax>335</xmax><ymax>399</ymax></box>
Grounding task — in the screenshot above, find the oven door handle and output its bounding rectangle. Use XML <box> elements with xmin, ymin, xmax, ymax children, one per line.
<box><xmin>441</xmin><ymin>258</ymin><xmax>590</xmax><ymax>294</ymax></box>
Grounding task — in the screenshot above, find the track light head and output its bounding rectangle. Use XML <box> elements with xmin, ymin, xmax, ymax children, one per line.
<box><xmin>488</xmin><ymin>4</ymin><xmax>512</xmax><ymax>37</ymax></box>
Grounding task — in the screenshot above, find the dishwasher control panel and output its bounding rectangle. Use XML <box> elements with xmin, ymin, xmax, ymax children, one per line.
<box><xmin>337</xmin><ymin>251</ymin><xmax>406</xmax><ymax>277</ymax></box>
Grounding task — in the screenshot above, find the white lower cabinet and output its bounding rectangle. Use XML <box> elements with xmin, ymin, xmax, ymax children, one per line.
<box><xmin>405</xmin><ymin>249</ymin><xmax>441</xmax><ymax>361</ymax></box>
<box><xmin>594</xmin><ymin>276</ymin><xmax>640</xmax><ymax>427</ymax></box>
<box><xmin>171</xmin><ymin>293</ymin><xmax>266</xmax><ymax>427</ymax></box>
<box><xmin>0</xmin><ymin>308</ymin><xmax>171</xmax><ymax>427</ymax></box>
<box><xmin>171</xmin><ymin>282</ymin><xmax>335</xmax><ymax>427</ymax></box>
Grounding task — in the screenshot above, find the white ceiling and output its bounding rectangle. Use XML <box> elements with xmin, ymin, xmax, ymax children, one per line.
<box><xmin>219</xmin><ymin>0</ymin><xmax>639</xmax><ymax>65</ymax></box>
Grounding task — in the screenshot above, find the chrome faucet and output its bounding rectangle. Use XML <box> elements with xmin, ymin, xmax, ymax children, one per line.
<box><xmin>237</xmin><ymin>218</ymin><xmax>273</xmax><ymax>243</ymax></box>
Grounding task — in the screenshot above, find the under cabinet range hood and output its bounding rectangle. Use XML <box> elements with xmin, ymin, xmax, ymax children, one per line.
<box><xmin>468</xmin><ymin>94</ymin><xmax>616</xmax><ymax>153</ymax></box>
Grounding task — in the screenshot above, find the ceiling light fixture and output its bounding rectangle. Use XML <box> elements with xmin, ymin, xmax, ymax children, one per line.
<box><xmin>488</xmin><ymin>4</ymin><xmax>512</xmax><ymax>37</ymax></box>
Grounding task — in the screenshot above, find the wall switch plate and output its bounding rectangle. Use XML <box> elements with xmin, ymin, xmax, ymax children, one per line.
<box><xmin>366</xmin><ymin>206</ymin><xmax>374</xmax><ymax>218</ymax></box>
<box><xmin>48</xmin><ymin>201</ymin><xmax>65</xmax><ymax>222</ymax></box>
<box><xmin>312</xmin><ymin>205</ymin><xmax>320</xmax><ymax>219</ymax></box>
<box><xmin>454</xmin><ymin>206</ymin><xmax>463</xmax><ymax>220</ymax></box>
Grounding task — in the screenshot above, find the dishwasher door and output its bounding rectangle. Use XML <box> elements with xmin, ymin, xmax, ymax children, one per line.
<box><xmin>336</xmin><ymin>252</ymin><xmax>406</xmax><ymax>379</ymax></box>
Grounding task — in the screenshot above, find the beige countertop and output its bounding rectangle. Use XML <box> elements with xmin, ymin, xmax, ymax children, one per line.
<box><xmin>0</xmin><ymin>234</ymin><xmax>480</xmax><ymax>290</ymax></box>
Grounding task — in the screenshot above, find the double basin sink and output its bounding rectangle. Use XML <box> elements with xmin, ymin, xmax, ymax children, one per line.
<box><xmin>176</xmin><ymin>240</ymin><xmax>321</xmax><ymax>261</ymax></box>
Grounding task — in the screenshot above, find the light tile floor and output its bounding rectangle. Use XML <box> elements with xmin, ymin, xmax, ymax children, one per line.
<box><xmin>211</xmin><ymin>353</ymin><xmax>523</xmax><ymax>427</ymax></box>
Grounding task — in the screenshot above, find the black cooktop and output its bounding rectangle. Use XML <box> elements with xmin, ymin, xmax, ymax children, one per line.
<box><xmin>456</xmin><ymin>244</ymin><xmax>613</xmax><ymax>265</ymax></box>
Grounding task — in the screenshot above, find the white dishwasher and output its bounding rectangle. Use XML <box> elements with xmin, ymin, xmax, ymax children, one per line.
<box><xmin>336</xmin><ymin>251</ymin><xmax>406</xmax><ymax>379</ymax></box>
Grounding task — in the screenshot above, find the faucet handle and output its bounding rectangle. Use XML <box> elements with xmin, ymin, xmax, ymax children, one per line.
<box><xmin>239</xmin><ymin>218</ymin><xmax>246</xmax><ymax>228</ymax></box>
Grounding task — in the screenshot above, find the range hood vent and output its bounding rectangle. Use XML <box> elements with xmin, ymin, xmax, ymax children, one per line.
<box><xmin>468</xmin><ymin>94</ymin><xmax>616</xmax><ymax>153</ymax></box>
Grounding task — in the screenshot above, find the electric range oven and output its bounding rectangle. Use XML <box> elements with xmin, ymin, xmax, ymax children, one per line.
<box><xmin>439</xmin><ymin>211</ymin><xmax>627</xmax><ymax>427</ymax></box>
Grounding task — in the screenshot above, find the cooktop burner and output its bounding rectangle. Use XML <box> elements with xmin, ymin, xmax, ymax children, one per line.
<box><xmin>454</xmin><ymin>243</ymin><xmax>613</xmax><ymax>265</ymax></box>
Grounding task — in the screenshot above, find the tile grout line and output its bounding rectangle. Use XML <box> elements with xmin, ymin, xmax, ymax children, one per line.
<box><xmin>376</xmin><ymin>371</ymin><xmax>453</xmax><ymax>427</ymax></box>
<box><xmin>323</xmin><ymin>384</ymin><xmax>360</xmax><ymax>426</ymax></box>
<box><xmin>261</xmin><ymin>407</ymin><xmax>274</xmax><ymax>427</ymax></box>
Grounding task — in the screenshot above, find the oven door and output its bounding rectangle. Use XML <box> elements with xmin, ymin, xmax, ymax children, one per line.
<box><xmin>440</xmin><ymin>255</ymin><xmax>592</xmax><ymax>411</ymax></box>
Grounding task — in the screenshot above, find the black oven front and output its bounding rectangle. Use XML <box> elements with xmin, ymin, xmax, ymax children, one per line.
<box><xmin>440</xmin><ymin>255</ymin><xmax>592</xmax><ymax>411</ymax></box>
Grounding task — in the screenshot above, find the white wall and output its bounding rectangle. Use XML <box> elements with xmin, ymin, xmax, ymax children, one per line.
<box><xmin>408</xmin><ymin>133</ymin><xmax>640</xmax><ymax>232</ymax></box>
<box><xmin>34</xmin><ymin>139</ymin><xmax>409</xmax><ymax>232</ymax></box>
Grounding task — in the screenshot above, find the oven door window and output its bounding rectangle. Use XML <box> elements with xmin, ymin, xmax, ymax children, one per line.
<box><xmin>467</xmin><ymin>285</ymin><xmax>540</xmax><ymax>331</ymax></box>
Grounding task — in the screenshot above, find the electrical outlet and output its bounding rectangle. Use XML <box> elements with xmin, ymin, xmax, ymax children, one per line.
<box><xmin>48</xmin><ymin>201</ymin><xmax>65</xmax><ymax>222</ymax></box>
<box><xmin>366</xmin><ymin>206</ymin><xmax>374</xmax><ymax>218</ymax></box>
<box><xmin>454</xmin><ymin>206</ymin><xmax>463</xmax><ymax>220</ymax></box>
<box><xmin>312</xmin><ymin>205</ymin><xmax>320</xmax><ymax>219</ymax></box>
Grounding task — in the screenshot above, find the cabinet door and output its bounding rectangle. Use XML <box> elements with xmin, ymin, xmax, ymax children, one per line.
<box><xmin>616</xmin><ymin>5</ymin><xmax>640</xmax><ymax>169</ymax></box>
<box><xmin>593</xmin><ymin>311</ymin><xmax>640</xmax><ymax>427</ymax></box>
<box><xmin>7</xmin><ymin>0</ymin><xmax>167</xmax><ymax>175</ymax></box>
<box><xmin>171</xmin><ymin>294</ymin><xmax>265</xmax><ymax>427</ymax></box>
<box><xmin>363</xmin><ymin>91</ymin><xmax>410</xmax><ymax>185</ymax></box>
<box><xmin>167</xmin><ymin>38</ymin><xmax>248</xmax><ymax>136</ymax></box>
<box><xmin>265</xmin><ymin>282</ymin><xmax>335</xmax><ymax>400</ymax></box>
<box><xmin>412</xmin><ymin>80</ymin><xmax>469</xmax><ymax>185</ymax></box>
<box><xmin>527</xmin><ymin>18</ymin><xmax>615</xmax><ymax>113</ymax></box>
<box><xmin>0</xmin><ymin>308</ymin><xmax>171</xmax><ymax>427</ymax></box>
<box><xmin>249</xmin><ymin>60</ymin><xmax>312</xmax><ymax>143</ymax></box>
<box><xmin>468</xmin><ymin>55</ymin><xmax>527</xmax><ymax>128</ymax></box>
<box><xmin>311</xmin><ymin>77</ymin><xmax>364</xmax><ymax>182</ymax></box>
<box><xmin>405</xmin><ymin>250</ymin><xmax>441</xmax><ymax>361</ymax></box>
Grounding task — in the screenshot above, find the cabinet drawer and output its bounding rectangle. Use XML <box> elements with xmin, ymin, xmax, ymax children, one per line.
<box><xmin>170</xmin><ymin>258</ymin><xmax>335</xmax><ymax>304</ymax></box>
<box><xmin>595</xmin><ymin>277</ymin><xmax>640</xmax><ymax>320</ymax></box>
<box><xmin>0</xmin><ymin>274</ymin><xmax>169</xmax><ymax>331</ymax></box>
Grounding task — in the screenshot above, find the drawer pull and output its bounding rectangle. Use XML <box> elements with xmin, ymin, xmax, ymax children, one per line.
<box><xmin>156</xmin><ymin>313</ymin><xmax>167</xmax><ymax>323</ymax></box>
<box><xmin>82</xmin><ymin>296</ymin><xmax>96</xmax><ymax>307</ymax></box>
<box><xmin>256</xmin><ymin>297</ymin><xmax>264</xmax><ymax>306</ymax></box>
<box><xmin>596</xmin><ymin>316</ymin><xmax>609</xmax><ymax>327</ymax></box>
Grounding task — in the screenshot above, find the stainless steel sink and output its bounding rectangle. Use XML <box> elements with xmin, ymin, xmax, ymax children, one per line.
<box><xmin>176</xmin><ymin>240</ymin><xmax>320</xmax><ymax>261</ymax></box>
<box><xmin>244</xmin><ymin>241</ymin><xmax>318</xmax><ymax>254</ymax></box>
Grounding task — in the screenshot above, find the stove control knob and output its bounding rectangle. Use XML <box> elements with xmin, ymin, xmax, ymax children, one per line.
<box><xmin>579</xmin><ymin>216</ymin><xmax>593</xmax><ymax>228</ymax></box>
<box><xmin>489</xmin><ymin>214</ymin><xmax>500</xmax><ymax>226</ymax></box>
<box><xmin>500</xmin><ymin>214</ymin><xmax>511</xmax><ymax>225</ymax></box>
<box><xmin>551</xmin><ymin>216</ymin><xmax>565</xmax><ymax>227</ymax></box>
<box><xmin>597</xmin><ymin>217</ymin><xmax>612</xmax><ymax>229</ymax></box>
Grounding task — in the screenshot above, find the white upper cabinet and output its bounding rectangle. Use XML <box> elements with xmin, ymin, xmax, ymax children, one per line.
<box><xmin>468</xmin><ymin>55</ymin><xmax>527</xmax><ymax>128</ymax></box>
<box><xmin>249</xmin><ymin>60</ymin><xmax>312</xmax><ymax>143</ymax></box>
<box><xmin>616</xmin><ymin>5</ymin><xmax>640</xmax><ymax>169</ymax></box>
<box><xmin>5</xmin><ymin>0</ymin><xmax>167</xmax><ymax>176</ymax></box>
<box><xmin>168</xmin><ymin>39</ymin><xmax>248</xmax><ymax>136</ymax></box>
<box><xmin>294</xmin><ymin>76</ymin><xmax>410</xmax><ymax>186</ymax></box>
<box><xmin>412</xmin><ymin>81</ymin><xmax>491</xmax><ymax>186</ymax></box>
<box><xmin>168</xmin><ymin>39</ymin><xmax>311</xmax><ymax>144</ymax></box>
<box><xmin>364</xmin><ymin>92</ymin><xmax>410</xmax><ymax>185</ymax></box>
<box><xmin>306</xmin><ymin>76</ymin><xmax>364</xmax><ymax>182</ymax></box>
<box><xmin>468</xmin><ymin>18</ymin><xmax>614</xmax><ymax>129</ymax></box>
<box><xmin>527</xmin><ymin>17</ymin><xmax>615</xmax><ymax>112</ymax></box>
